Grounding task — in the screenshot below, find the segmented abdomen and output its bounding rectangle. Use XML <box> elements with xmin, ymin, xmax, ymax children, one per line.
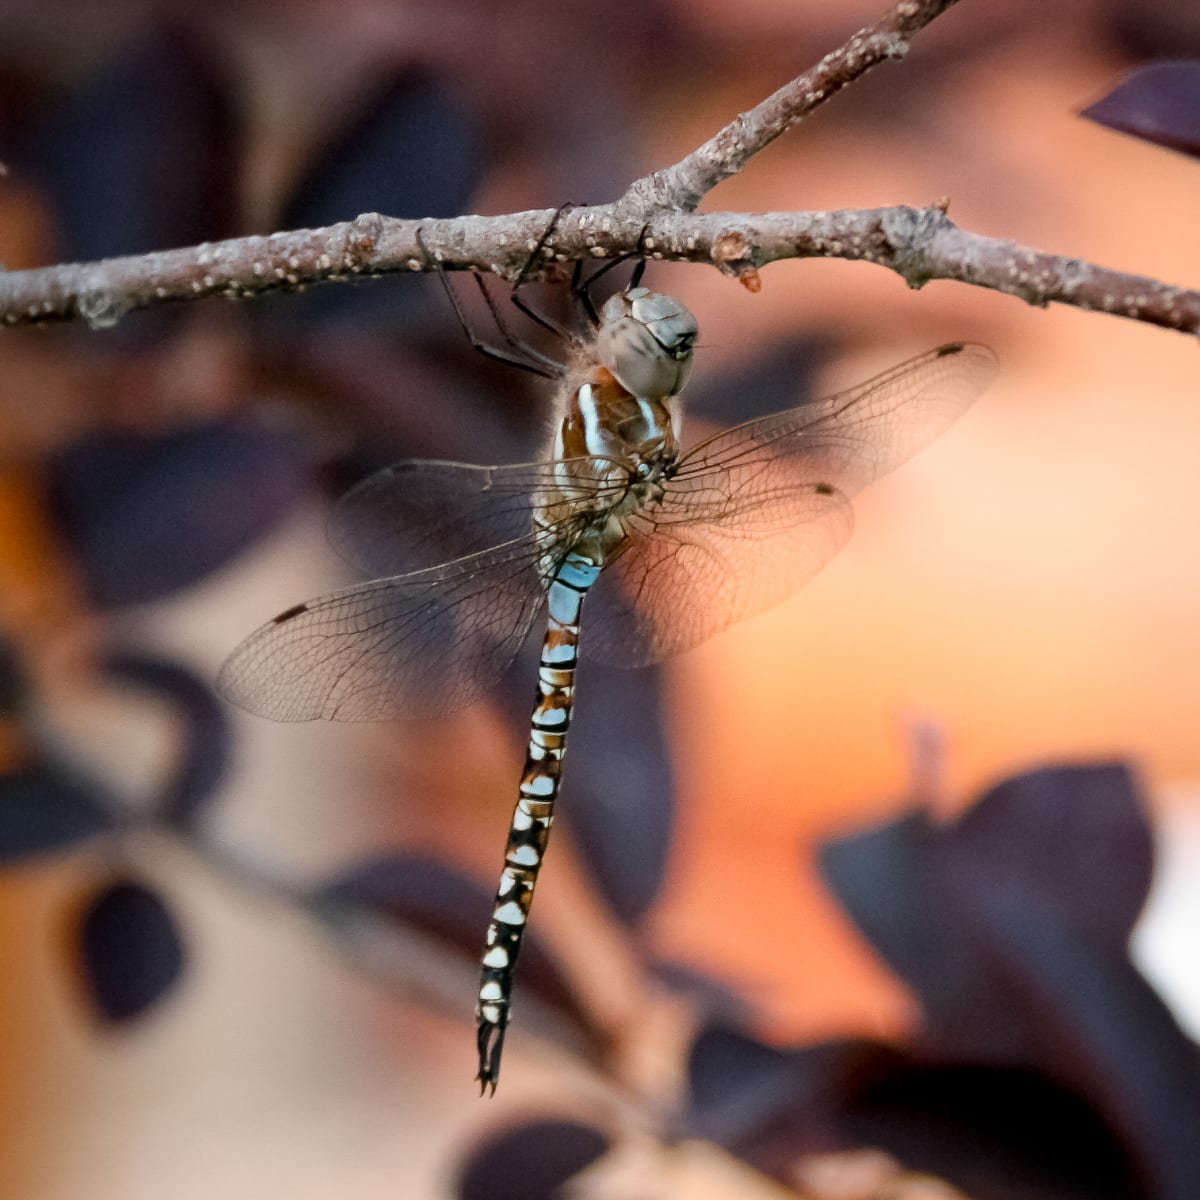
<box><xmin>475</xmin><ymin>552</ymin><xmax>599</xmax><ymax>1092</ymax></box>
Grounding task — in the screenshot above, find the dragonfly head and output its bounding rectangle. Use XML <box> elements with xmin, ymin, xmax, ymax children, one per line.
<box><xmin>596</xmin><ymin>287</ymin><xmax>698</xmax><ymax>400</ymax></box>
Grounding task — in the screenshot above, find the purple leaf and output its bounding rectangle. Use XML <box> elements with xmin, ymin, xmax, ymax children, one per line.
<box><xmin>685</xmin><ymin>1032</ymin><xmax>917</xmax><ymax>1181</ymax></box>
<box><xmin>1082</xmin><ymin>61</ymin><xmax>1200</xmax><ymax>160</ymax></box>
<box><xmin>947</xmin><ymin>763</ymin><xmax>1152</xmax><ymax>953</ymax></box>
<box><xmin>270</xmin><ymin>68</ymin><xmax>482</xmax><ymax>334</ymax></box>
<box><xmin>20</xmin><ymin>22</ymin><xmax>236</xmax><ymax>262</ymax></box>
<box><xmin>455</xmin><ymin>1119</ymin><xmax>609</xmax><ymax>1200</ymax></box>
<box><xmin>102</xmin><ymin>653</ymin><xmax>230</xmax><ymax>828</ymax></box>
<box><xmin>74</xmin><ymin>879</ymin><xmax>185</xmax><ymax>1023</ymax></box>
<box><xmin>49</xmin><ymin>420</ymin><xmax>309</xmax><ymax>607</ymax></box>
<box><xmin>819</xmin><ymin>808</ymin><xmax>1004</xmax><ymax>1060</ymax></box>
<box><xmin>687</xmin><ymin>335</ymin><xmax>824</xmax><ymax>430</ymax></box>
<box><xmin>686</xmin><ymin>1025</ymin><xmax>834</xmax><ymax>1146</ymax></box>
<box><xmin>845</xmin><ymin>1062</ymin><xmax>1140</xmax><ymax>1200</ymax></box>
<box><xmin>326</xmin><ymin>457</ymin><xmax>551</xmax><ymax>577</ymax></box>
<box><xmin>818</xmin><ymin>761</ymin><xmax>1200</xmax><ymax>1197</ymax></box>
<box><xmin>282</xmin><ymin>68</ymin><xmax>481</xmax><ymax>232</ymax></box>
<box><xmin>0</xmin><ymin>763</ymin><xmax>113</xmax><ymax>864</ymax></box>
<box><xmin>557</xmin><ymin>659</ymin><xmax>675</xmax><ymax>924</ymax></box>
<box><xmin>961</xmin><ymin>886</ymin><xmax>1200</xmax><ymax>1198</ymax></box>
<box><xmin>685</xmin><ymin>1030</ymin><xmax>1143</xmax><ymax>1199</ymax></box>
<box><xmin>318</xmin><ymin>852</ymin><xmax>505</xmax><ymax>965</ymax></box>
<box><xmin>0</xmin><ymin>642</ymin><xmax>114</xmax><ymax>862</ymax></box>
<box><xmin>818</xmin><ymin>761</ymin><xmax>1156</xmax><ymax>1065</ymax></box>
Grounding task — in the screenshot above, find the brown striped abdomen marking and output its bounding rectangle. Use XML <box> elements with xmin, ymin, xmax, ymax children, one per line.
<box><xmin>475</xmin><ymin>553</ymin><xmax>598</xmax><ymax>1093</ymax></box>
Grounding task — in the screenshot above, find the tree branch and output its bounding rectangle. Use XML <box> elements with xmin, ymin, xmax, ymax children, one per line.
<box><xmin>1</xmin><ymin>0</ymin><xmax>1196</xmax><ymax>341</ymax></box>
<box><xmin>4</xmin><ymin>206</ymin><xmax>1197</xmax><ymax>337</ymax></box>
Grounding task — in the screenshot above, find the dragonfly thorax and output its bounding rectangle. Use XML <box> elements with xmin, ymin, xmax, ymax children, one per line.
<box><xmin>550</xmin><ymin>287</ymin><xmax>695</xmax><ymax>484</ymax></box>
<box><xmin>595</xmin><ymin>286</ymin><xmax>698</xmax><ymax>401</ymax></box>
<box><xmin>552</xmin><ymin>372</ymin><xmax>681</xmax><ymax>479</ymax></box>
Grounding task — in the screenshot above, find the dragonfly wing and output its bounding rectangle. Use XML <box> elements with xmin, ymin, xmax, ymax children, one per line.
<box><xmin>676</xmin><ymin>342</ymin><xmax>997</xmax><ymax>499</ymax></box>
<box><xmin>329</xmin><ymin>458</ymin><xmax>629</xmax><ymax>576</ymax></box>
<box><xmin>218</xmin><ymin>537</ymin><xmax>550</xmax><ymax>721</ymax></box>
<box><xmin>585</xmin><ymin>475</ymin><xmax>853</xmax><ymax>666</ymax></box>
<box><xmin>584</xmin><ymin>342</ymin><xmax>996</xmax><ymax>666</ymax></box>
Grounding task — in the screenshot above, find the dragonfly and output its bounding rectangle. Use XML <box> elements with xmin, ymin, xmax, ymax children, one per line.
<box><xmin>218</xmin><ymin>270</ymin><xmax>996</xmax><ymax>1093</ymax></box>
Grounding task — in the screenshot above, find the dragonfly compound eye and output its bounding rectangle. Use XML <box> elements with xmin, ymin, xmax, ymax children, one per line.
<box><xmin>596</xmin><ymin>289</ymin><xmax>699</xmax><ymax>400</ymax></box>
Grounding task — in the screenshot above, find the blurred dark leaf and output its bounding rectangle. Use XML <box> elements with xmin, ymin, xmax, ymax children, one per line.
<box><xmin>845</xmin><ymin>1063</ymin><xmax>1140</xmax><ymax>1200</ymax></box>
<box><xmin>326</xmin><ymin>455</ymin><xmax>552</xmax><ymax>577</ymax></box>
<box><xmin>269</xmin><ymin>67</ymin><xmax>482</xmax><ymax>334</ymax></box>
<box><xmin>818</xmin><ymin>761</ymin><xmax>1200</xmax><ymax>1198</ymax></box>
<box><xmin>103</xmin><ymin>652</ymin><xmax>231</xmax><ymax>828</ymax></box>
<box><xmin>74</xmin><ymin>878</ymin><xmax>186</xmax><ymax>1023</ymax></box>
<box><xmin>455</xmin><ymin>1119</ymin><xmax>610</xmax><ymax>1200</ymax></box>
<box><xmin>1082</xmin><ymin>61</ymin><xmax>1200</xmax><ymax>160</ymax></box>
<box><xmin>274</xmin><ymin>320</ymin><xmax>543</xmax><ymax>491</ymax></box>
<box><xmin>318</xmin><ymin>852</ymin><xmax>504</xmax><ymax>964</ymax></box>
<box><xmin>1104</xmin><ymin>10</ymin><xmax>1200</xmax><ymax>63</ymax></box>
<box><xmin>964</xmin><ymin>885</ymin><xmax>1200</xmax><ymax>1199</ymax></box>
<box><xmin>0</xmin><ymin>636</ymin><xmax>29</xmax><ymax>717</ymax></box>
<box><xmin>555</xmin><ymin>659</ymin><xmax>675</xmax><ymax>925</ymax></box>
<box><xmin>820</xmin><ymin>807</ymin><xmax>1005</xmax><ymax>1060</ymax></box>
<box><xmin>948</xmin><ymin>763</ymin><xmax>1152</xmax><ymax>952</ymax></box>
<box><xmin>819</xmin><ymin>762</ymin><xmax>1155</xmax><ymax>1064</ymax></box>
<box><xmin>48</xmin><ymin>419</ymin><xmax>309</xmax><ymax>607</ymax></box>
<box><xmin>686</xmin><ymin>1025</ymin><xmax>836</xmax><ymax>1147</ymax></box>
<box><xmin>282</xmin><ymin>67</ymin><xmax>482</xmax><ymax>232</ymax></box>
<box><xmin>686</xmin><ymin>1032</ymin><xmax>921</xmax><ymax>1179</ymax></box>
<box><xmin>315</xmin><ymin>852</ymin><xmax>590</xmax><ymax>1037</ymax></box>
<box><xmin>693</xmin><ymin>1038</ymin><xmax>1144</xmax><ymax>1200</ymax></box>
<box><xmin>0</xmin><ymin>762</ymin><xmax>113</xmax><ymax>864</ymax></box>
<box><xmin>20</xmin><ymin>22</ymin><xmax>236</xmax><ymax>262</ymax></box>
<box><xmin>686</xmin><ymin>334</ymin><xmax>825</xmax><ymax>431</ymax></box>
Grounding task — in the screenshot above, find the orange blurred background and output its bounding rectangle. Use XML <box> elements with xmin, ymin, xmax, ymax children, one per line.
<box><xmin>0</xmin><ymin>1</ymin><xmax>1198</xmax><ymax>1196</ymax></box>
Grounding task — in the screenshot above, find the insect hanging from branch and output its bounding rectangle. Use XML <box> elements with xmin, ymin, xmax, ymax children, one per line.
<box><xmin>218</xmin><ymin>236</ymin><xmax>997</xmax><ymax>1094</ymax></box>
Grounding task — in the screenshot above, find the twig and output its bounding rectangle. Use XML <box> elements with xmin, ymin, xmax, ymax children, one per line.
<box><xmin>0</xmin><ymin>0</ymin><xmax>1196</xmax><ymax>341</ymax></box>
<box><xmin>619</xmin><ymin>0</ymin><xmax>961</xmax><ymax>213</ymax></box>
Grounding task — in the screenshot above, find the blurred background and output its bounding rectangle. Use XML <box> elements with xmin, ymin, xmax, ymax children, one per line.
<box><xmin>0</xmin><ymin>0</ymin><xmax>1199</xmax><ymax>1197</ymax></box>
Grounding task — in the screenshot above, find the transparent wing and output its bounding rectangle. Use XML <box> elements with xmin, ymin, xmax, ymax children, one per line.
<box><xmin>584</xmin><ymin>342</ymin><xmax>996</xmax><ymax>666</ymax></box>
<box><xmin>675</xmin><ymin>342</ymin><xmax>997</xmax><ymax>499</ymax></box>
<box><xmin>218</xmin><ymin>536</ymin><xmax>553</xmax><ymax>721</ymax></box>
<box><xmin>585</xmin><ymin>475</ymin><xmax>853</xmax><ymax>665</ymax></box>
<box><xmin>329</xmin><ymin>458</ymin><xmax>633</xmax><ymax>577</ymax></box>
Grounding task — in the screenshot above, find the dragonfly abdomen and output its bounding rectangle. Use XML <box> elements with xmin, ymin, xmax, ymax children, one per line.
<box><xmin>475</xmin><ymin>550</ymin><xmax>600</xmax><ymax>1093</ymax></box>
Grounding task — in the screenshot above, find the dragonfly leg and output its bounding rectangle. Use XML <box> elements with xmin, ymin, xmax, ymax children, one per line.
<box><xmin>507</xmin><ymin>201</ymin><xmax>580</xmax><ymax>342</ymax></box>
<box><xmin>470</xmin><ymin>273</ymin><xmax>571</xmax><ymax>374</ymax></box>
<box><xmin>513</xmin><ymin>200</ymin><xmax>578</xmax><ymax>288</ymax></box>
<box><xmin>415</xmin><ymin>226</ymin><xmax>565</xmax><ymax>379</ymax></box>
<box><xmin>568</xmin><ymin>221</ymin><xmax>651</xmax><ymax>330</ymax></box>
<box><xmin>509</xmin><ymin>204</ymin><xmax>645</xmax><ymax>342</ymax></box>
